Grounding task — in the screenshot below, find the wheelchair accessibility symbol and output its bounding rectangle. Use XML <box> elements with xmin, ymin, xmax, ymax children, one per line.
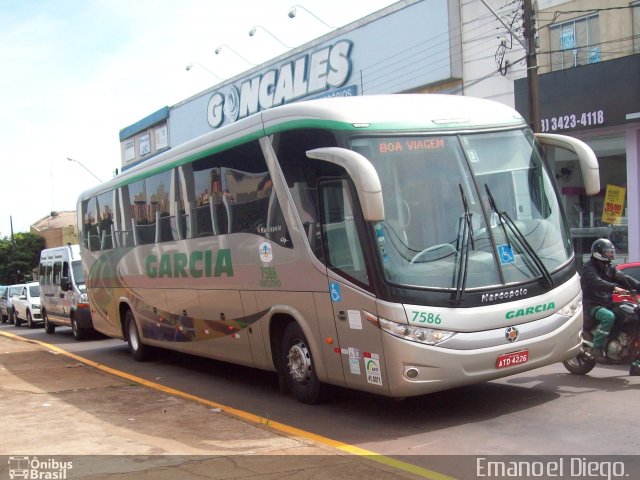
<box><xmin>498</xmin><ymin>244</ymin><xmax>515</xmax><ymax>265</ymax></box>
<box><xmin>330</xmin><ymin>282</ymin><xmax>342</xmax><ymax>303</ymax></box>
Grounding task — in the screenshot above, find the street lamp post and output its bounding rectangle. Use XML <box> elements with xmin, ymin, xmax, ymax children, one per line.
<box><xmin>186</xmin><ymin>62</ymin><xmax>224</xmax><ymax>80</ymax></box>
<box><xmin>214</xmin><ymin>44</ymin><xmax>257</xmax><ymax>66</ymax></box>
<box><xmin>66</xmin><ymin>157</ymin><xmax>103</xmax><ymax>183</ymax></box>
<box><xmin>248</xmin><ymin>25</ymin><xmax>292</xmax><ymax>49</ymax></box>
<box><xmin>288</xmin><ymin>5</ymin><xmax>336</xmax><ymax>29</ymax></box>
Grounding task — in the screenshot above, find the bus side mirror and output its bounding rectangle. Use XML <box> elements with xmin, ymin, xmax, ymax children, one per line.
<box><xmin>60</xmin><ymin>277</ymin><xmax>71</xmax><ymax>292</ymax></box>
<box><xmin>305</xmin><ymin>147</ymin><xmax>385</xmax><ymax>221</ymax></box>
<box><xmin>535</xmin><ymin>133</ymin><xmax>600</xmax><ymax>195</ymax></box>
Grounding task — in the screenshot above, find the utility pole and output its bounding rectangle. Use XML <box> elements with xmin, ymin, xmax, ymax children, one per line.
<box><xmin>479</xmin><ymin>0</ymin><xmax>541</xmax><ymax>131</ymax></box>
<box><xmin>523</xmin><ymin>0</ymin><xmax>541</xmax><ymax>132</ymax></box>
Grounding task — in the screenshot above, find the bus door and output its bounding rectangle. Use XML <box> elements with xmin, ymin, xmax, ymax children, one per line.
<box><xmin>319</xmin><ymin>178</ymin><xmax>387</xmax><ymax>393</ymax></box>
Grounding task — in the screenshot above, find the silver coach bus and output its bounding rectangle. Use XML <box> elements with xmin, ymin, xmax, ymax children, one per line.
<box><xmin>77</xmin><ymin>94</ymin><xmax>599</xmax><ymax>403</ymax></box>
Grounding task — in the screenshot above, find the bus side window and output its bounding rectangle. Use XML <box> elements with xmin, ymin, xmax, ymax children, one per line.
<box><xmin>53</xmin><ymin>261</ymin><xmax>62</xmax><ymax>286</ymax></box>
<box><xmin>218</xmin><ymin>140</ymin><xmax>291</xmax><ymax>246</ymax></box>
<box><xmin>275</xmin><ymin>129</ymin><xmax>339</xmax><ymax>258</ymax></box>
<box><xmin>83</xmin><ymin>197</ymin><xmax>101</xmax><ymax>251</ymax></box>
<box><xmin>319</xmin><ymin>178</ymin><xmax>369</xmax><ymax>286</ymax></box>
<box><xmin>45</xmin><ymin>262</ymin><xmax>53</xmax><ymax>286</ymax></box>
<box><xmin>96</xmin><ymin>190</ymin><xmax>115</xmax><ymax>250</ymax></box>
<box><xmin>128</xmin><ymin>179</ymin><xmax>155</xmax><ymax>245</ymax></box>
<box><xmin>146</xmin><ymin>170</ymin><xmax>174</xmax><ymax>243</ymax></box>
<box><xmin>185</xmin><ymin>156</ymin><xmax>220</xmax><ymax>238</ymax></box>
<box><xmin>38</xmin><ymin>261</ymin><xmax>45</xmax><ymax>285</ymax></box>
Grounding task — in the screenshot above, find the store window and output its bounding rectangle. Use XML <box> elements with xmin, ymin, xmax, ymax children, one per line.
<box><xmin>554</xmin><ymin>134</ymin><xmax>629</xmax><ymax>269</ymax></box>
<box><xmin>549</xmin><ymin>15</ymin><xmax>600</xmax><ymax>71</ymax></box>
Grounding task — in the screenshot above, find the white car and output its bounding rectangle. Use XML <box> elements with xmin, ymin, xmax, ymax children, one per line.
<box><xmin>13</xmin><ymin>282</ymin><xmax>42</xmax><ymax>328</ymax></box>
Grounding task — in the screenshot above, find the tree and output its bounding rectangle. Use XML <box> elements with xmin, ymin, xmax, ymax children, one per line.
<box><xmin>0</xmin><ymin>233</ymin><xmax>45</xmax><ymax>285</ymax></box>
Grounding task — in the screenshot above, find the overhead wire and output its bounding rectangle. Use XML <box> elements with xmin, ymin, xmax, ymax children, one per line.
<box><xmin>359</xmin><ymin>1</ymin><xmax>526</xmax><ymax>94</ymax></box>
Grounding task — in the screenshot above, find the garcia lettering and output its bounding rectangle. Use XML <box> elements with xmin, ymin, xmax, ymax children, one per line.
<box><xmin>146</xmin><ymin>249</ymin><xmax>234</xmax><ymax>279</ymax></box>
<box><xmin>505</xmin><ymin>302</ymin><xmax>555</xmax><ymax>319</ymax></box>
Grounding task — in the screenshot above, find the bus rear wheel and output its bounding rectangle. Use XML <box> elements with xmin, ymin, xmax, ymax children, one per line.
<box><xmin>125</xmin><ymin>310</ymin><xmax>153</xmax><ymax>361</ymax></box>
<box><xmin>281</xmin><ymin>322</ymin><xmax>325</xmax><ymax>404</ymax></box>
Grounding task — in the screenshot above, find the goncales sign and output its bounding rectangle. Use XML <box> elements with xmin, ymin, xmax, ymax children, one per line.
<box><xmin>207</xmin><ymin>40</ymin><xmax>353</xmax><ymax>129</ymax></box>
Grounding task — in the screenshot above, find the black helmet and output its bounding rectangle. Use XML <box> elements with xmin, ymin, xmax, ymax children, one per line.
<box><xmin>591</xmin><ymin>238</ymin><xmax>615</xmax><ymax>263</ymax></box>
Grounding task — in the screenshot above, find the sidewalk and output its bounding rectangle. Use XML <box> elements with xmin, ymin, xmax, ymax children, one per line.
<box><xmin>0</xmin><ymin>333</ymin><xmax>431</xmax><ymax>479</ymax></box>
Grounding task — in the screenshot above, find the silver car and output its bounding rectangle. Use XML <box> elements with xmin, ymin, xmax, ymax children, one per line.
<box><xmin>0</xmin><ymin>286</ymin><xmax>8</xmax><ymax>322</ymax></box>
<box><xmin>5</xmin><ymin>284</ymin><xmax>26</xmax><ymax>324</ymax></box>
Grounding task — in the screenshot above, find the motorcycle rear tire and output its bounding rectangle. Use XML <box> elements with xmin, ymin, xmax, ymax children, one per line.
<box><xmin>562</xmin><ymin>352</ymin><xmax>597</xmax><ymax>375</ymax></box>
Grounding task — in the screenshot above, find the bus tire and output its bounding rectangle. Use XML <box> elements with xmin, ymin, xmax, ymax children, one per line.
<box><xmin>43</xmin><ymin>311</ymin><xmax>56</xmax><ymax>334</ymax></box>
<box><xmin>71</xmin><ymin>316</ymin><xmax>88</xmax><ymax>341</ymax></box>
<box><xmin>281</xmin><ymin>322</ymin><xmax>325</xmax><ymax>404</ymax></box>
<box><xmin>125</xmin><ymin>310</ymin><xmax>152</xmax><ymax>361</ymax></box>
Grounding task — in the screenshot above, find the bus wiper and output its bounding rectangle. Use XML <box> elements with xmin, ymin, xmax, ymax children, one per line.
<box><xmin>485</xmin><ymin>185</ymin><xmax>553</xmax><ymax>287</ymax></box>
<box><xmin>451</xmin><ymin>184</ymin><xmax>474</xmax><ymax>305</ymax></box>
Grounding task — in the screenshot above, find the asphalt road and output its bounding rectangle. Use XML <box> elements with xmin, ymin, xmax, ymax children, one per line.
<box><xmin>3</xmin><ymin>321</ymin><xmax>639</xmax><ymax>471</ymax></box>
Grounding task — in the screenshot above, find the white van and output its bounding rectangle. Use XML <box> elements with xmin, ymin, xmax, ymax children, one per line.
<box><xmin>38</xmin><ymin>245</ymin><xmax>94</xmax><ymax>339</ymax></box>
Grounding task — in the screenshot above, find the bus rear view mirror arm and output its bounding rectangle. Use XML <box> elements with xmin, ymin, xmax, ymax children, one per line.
<box><xmin>536</xmin><ymin>133</ymin><xmax>600</xmax><ymax>196</ymax></box>
<box><xmin>306</xmin><ymin>147</ymin><xmax>385</xmax><ymax>222</ymax></box>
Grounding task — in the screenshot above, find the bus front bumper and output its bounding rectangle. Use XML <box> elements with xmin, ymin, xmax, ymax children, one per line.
<box><xmin>380</xmin><ymin>310</ymin><xmax>582</xmax><ymax>398</ymax></box>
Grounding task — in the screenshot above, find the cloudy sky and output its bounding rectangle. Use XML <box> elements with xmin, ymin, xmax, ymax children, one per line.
<box><xmin>0</xmin><ymin>0</ymin><xmax>395</xmax><ymax>237</ymax></box>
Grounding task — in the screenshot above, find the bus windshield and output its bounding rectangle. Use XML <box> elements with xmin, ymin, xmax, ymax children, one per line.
<box><xmin>351</xmin><ymin>129</ymin><xmax>572</xmax><ymax>290</ymax></box>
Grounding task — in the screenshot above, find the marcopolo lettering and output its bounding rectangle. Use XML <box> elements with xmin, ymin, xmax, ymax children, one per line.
<box><xmin>481</xmin><ymin>287</ymin><xmax>528</xmax><ymax>303</ymax></box>
<box><xmin>506</xmin><ymin>302</ymin><xmax>556</xmax><ymax>319</ymax></box>
<box><xmin>208</xmin><ymin>40</ymin><xmax>353</xmax><ymax>128</ymax></box>
<box><xmin>146</xmin><ymin>249</ymin><xmax>234</xmax><ymax>279</ymax></box>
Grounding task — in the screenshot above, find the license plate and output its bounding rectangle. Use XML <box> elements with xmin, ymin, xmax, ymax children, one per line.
<box><xmin>496</xmin><ymin>350</ymin><xmax>529</xmax><ymax>369</ymax></box>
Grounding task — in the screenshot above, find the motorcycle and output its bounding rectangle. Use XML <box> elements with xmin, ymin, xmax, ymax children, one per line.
<box><xmin>563</xmin><ymin>290</ymin><xmax>640</xmax><ymax>375</ymax></box>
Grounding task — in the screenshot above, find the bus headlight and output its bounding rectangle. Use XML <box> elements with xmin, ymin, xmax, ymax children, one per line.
<box><xmin>557</xmin><ymin>292</ymin><xmax>582</xmax><ymax>318</ymax></box>
<box><xmin>378</xmin><ymin>317</ymin><xmax>455</xmax><ymax>346</ymax></box>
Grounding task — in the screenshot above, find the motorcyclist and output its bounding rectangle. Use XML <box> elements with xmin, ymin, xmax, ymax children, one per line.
<box><xmin>580</xmin><ymin>238</ymin><xmax>640</xmax><ymax>374</ymax></box>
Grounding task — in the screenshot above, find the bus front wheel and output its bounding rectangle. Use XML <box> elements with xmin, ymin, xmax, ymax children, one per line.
<box><xmin>281</xmin><ymin>322</ymin><xmax>324</xmax><ymax>404</ymax></box>
<box><xmin>125</xmin><ymin>310</ymin><xmax>152</xmax><ymax>361</ymax></box>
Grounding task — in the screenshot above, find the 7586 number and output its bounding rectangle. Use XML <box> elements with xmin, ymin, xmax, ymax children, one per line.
<box><xmin>411</xmin><ymin>311</ymin><xmax>442</xmax><ymax>325</ymax></box>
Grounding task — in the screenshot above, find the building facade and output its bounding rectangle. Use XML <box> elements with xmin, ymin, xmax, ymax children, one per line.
<box><xmin>118</xmin><ymin>0</ymin><xmax>640</xmax><ymax>265</ymax></box>
<box><xmin>30</xmin><ymin>211</ymin><xmax>79</xmax><ymax>249</ymax></box>
<box><xmin>515</xmin><ymin>0</ymin><xmax>639</xmax><ymax>265</ymax></box>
